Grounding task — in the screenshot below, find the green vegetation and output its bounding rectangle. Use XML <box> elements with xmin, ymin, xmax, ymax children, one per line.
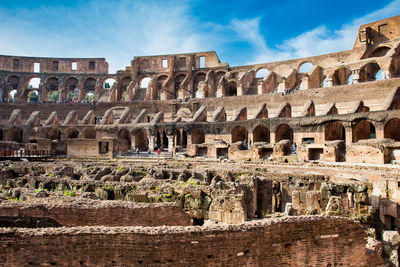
<box><xmin>261</xmin><ymin>209</ymin><xmax>270</xmax><ymax>218</ymax></box>
<box><xmin>8</xmin><ymin>198</ymin><xmax>21</xmax><ymax>202</ymax></box>
<box><xmin>63</xmin><ymin>190</ymin><xmax>76</xmax><ymax>197</ymax></box>
<box><xmin>104</xmin><ymin>185</ymin><xmax>113</xmax><ymax>190</ymax></box>
<box><xmin>135</xmin><ymin>170</ymin><xmax>147</xmax><ymax>175</ymax></box>
<box><xmin>116</xmin><ymin>167</ymin><xmax>123</xmax><ymax>172</ymax></box>
<box><xmin>150</xmin><ymin>186</ymin><xmax>159</xmax><ymax>192</ymax></box>
<box><xmin>49</xmin><ymin>173</ymin><xmax>54</xmax><ymax>178</ymax></box>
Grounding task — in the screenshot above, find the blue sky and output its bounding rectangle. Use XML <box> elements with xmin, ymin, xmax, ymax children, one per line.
<box><xmin>0</xmin><ymin>0</ymin><xmax>399</xmax><ymax>73</ymax></box>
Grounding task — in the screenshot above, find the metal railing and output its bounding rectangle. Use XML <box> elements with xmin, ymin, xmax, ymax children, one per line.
<box><xmin>0</xmin><ymin>149</ymin><xmax>52</xmax><ymax>158</ymax></box>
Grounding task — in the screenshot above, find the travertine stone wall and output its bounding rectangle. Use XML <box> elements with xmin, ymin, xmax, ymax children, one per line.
<box><xmin>0</xmin><ymin>216</ymin><xmax>383</xmax><ymax>266</ymax></box>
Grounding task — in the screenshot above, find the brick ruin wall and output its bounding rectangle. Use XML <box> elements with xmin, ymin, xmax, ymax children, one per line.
<box><xmin>0</xmin><ymin>202</ymin><xmax>192</xmax><ymax>227</ymax></box>
<box><xmin>0</xmin><ymin>216</ymin><xmax>383</xmax><ymax>267</ymax></box>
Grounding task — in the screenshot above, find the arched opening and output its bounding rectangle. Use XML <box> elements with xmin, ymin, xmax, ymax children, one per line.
<box><xmin>82</xmin><ymin>128</ymin><xmax>96</xmax><ymax>139</ymax></box>
<box><xmin>347</xmin><ymin>74</ymin><xmax>353</xmax><ymax>85</ymax></box>
<box><xmin>46</xmin><ymin>77</ymin><xmax>59</xmax><ymax>99</ymax></box>
<box><xmin>231</xmin><ymin>125</ymin><xmax>248</xmax><ymax>143</ymax></box>
<box><xmin>255</xmin><ymin>68</ymin><xmax>269</xmax><ymax>78</ymax></box>
<box><xmin>275</xmin><ymin>124</ymin><xmax>293</xmax><ymax>144</ymax></box>
<box><xmin>8</xmin><ymin>89</ymin><xmax>18</xmax><ymax>102</ymax></box>
<box><xmin>65</xmin><ymin>128</ymin><xmax>79</xmax><ymax>139</ymax></box>
<box><xmin>65</xmin><ymin>77</ymin><xmax>79</xmax><ymax>102</ymax></box>
<box><xmin>85</xmin><ymin>91</ymin><xmax>95</xmax><ymax>102</ymax></box>
<box><xmin>140</xmin><ymin>77</ymin><xmax>152</xmax><ymax>88</ymax></box>
<box><xmin>352</xmin><ymin>120</ymin><xmax>376</xmax><ymax>142</ymax></box>
<box><xmin>8</xmin><ymin>128</ymin><xmax>23</xmax><ymax>143</ymax></box>
<box><xmin>104</xmin><ymin>78</ymin><xmax>116</xmax><ymax>89</ymax></box>
<box><xmin>162</xmin><ymin>132</ymin><xmax>168</xmax><ymax>149</ymax></box>
<box><xmin>332</xmin><ymin>67</ymin><xmax>351</xmax><ymax>86</ymax></box>
<box><xmin>7</xmin><ymin>75</ymin><xmax>19</xmax><ymax>90</ymax></box>
<box><xmin>46</xmin><ymin>129</ymin><xmax>61</xmax><ymax>142</ymax></box>
<box><xmin>384</xmin><ymin>118</ymin><xmax>400</xmax><ymax>141</ymax></box>
<box><xmin>119</xmin><ymin>77</ymin><xmax>132</xmax><ymax>102</ymax></box>
<box><xmin>322</xmin><ymin>77</ymin><xmax>327</xmax><ymax>88</ymax></box>
<box><xmin>360</xmin><ymin>63</ymin><xmax>381</xmax><ymax>82</ymax></box>
<box><xmin>28</xmin><ymin>77</ymin><xmax>41</xmax><ymax>89</ymax></box>
<box><xmin>0</xmin><ymin>129</ymin><xmax>3</xmax><ymax>140</ymax></box>
<box><xmin>156</xmin><ymin>75</ymin><xmax>168</xmax><ymax>100</ymax></box>
<box><xmin>135</xmin><ymin>129</ymin><xmax>149</xmax><ymax>151</ymax></box>
<box><xmin>324</xmin><ymin>121</ymin><xmax>345</xmax><ymax>141</ymax></box>
<box><xmin>118</xmin><ymin>129</ymin><xmax>131</xmax><ymax>152</ymax></box>
<box><xmin>175</xmin><ymin>74</ymin><xmax>186</xmax><ymax>99</ymax></box>
<box><xmin>155</xmin><ymin>130</ymin><xmax>162</xmax><ymax>149</ymax></box>
<box><xmin>369</xmin><ymin>46</ymin><xmax>391</xmax><ymax>58</ymax></box>
<box><xmin>27</xmin><ymin>90</ymin><xmax>39</xmax><ymax>103</ymax></box>
<box><xmin>191</xmin><ymin>128</ymin><xmax>205</xmax><ymax>144</ymax></box>
<box><xmin>47</xmin><ymin>91</ymin><xmax>59</xmax><ymax>102</ymax></box>
<box><xmin>299</xmin><ymin>62</ymin><xmax>313</xmax><ymax>73</ymax></box>
<box><xmin>253</xmin><ymin>125</ymin><xmax>270</xmax><ymax>143</ymax></box>
<box><xmin>193</xmin><ymin>73</ymin><xmax>206</xmax><ymax>97</ymax></box>
<box><xmin>225</xmin><ymin>81</ymin><xmax>237</xmax><ymax>96</ymax></box>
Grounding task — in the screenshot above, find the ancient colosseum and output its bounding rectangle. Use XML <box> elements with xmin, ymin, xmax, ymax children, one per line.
<box><xmin>1</xmin><ymin>15</ymin><xmax>400</xmax><ymax>266</ymax></box>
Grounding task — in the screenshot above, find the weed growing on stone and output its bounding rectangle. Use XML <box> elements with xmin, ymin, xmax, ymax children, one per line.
<box><xmin>63</xmin><ymin>190</ymin><xmax>76</xmax><ymax>197</ymax></box>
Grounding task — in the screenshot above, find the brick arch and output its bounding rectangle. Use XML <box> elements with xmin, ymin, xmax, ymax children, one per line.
<box><xmin>324</xmin><ymin>121</ymin><xmax>345</xmax><ymax>141</ymax></box>
<box><xmin>135</xmin><ymin>129</ymin><xmax>149</xmax><ymax>151</ymax></box>
<box><xmin>65</xmin><ymin>128</ymin><xmax>79</xmax><ymax>139</ymax></box>
<box><xmin>82</xmin><ymin>128</ymin><xmax>96</xmax><ymax>139</ymax></box>
<box><xmin>46</xmin><ymin>128</ymin><xmax>61</xmax><ymax>141</ymax></box>
<box><xmin>8</xmin><ymin>128</ymin><xmax>23</xmax><ymax>143</ymax></box>
<box><xmin>352</xmin><ymin>120</ymin><xmax>376</xmax><ymax>142</ymax></box>
<box><xmin>275</xmin><ymin>124</ymin><xmax>293</xmax><ymax>144</ymax></box>
<box><xmin>191</xmin><ymin>128</ymin><xmax>205</xmax><ymax>144</ymax></box>
<box><xmin>231</xmin><ymin>125</ymin><xmax>248</xmax><ymax>143</ymax></box>
<box><xmin>253</xmin><ymin>125</ymin><xmax>270</xmax><ymax>143</ymax></box>
<box><xmin>384</xmin><ymin>118</ymin><xmax>400</xmax><ymax>141</ymax></box>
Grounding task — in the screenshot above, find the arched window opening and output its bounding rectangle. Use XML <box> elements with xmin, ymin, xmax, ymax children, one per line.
<box><xmin>193</xmin><ymin>73</ymin><xmax>206</xmax><ymax>97</ymax></box>
<box><xmin>27</xmin><ymin>90</ymin><xmax>39</xmax><ymax>103</ymax></box>
<box><xmin>118</xmin><ymin>129</ymin><xmax>131</xmax><ymax>152</ymax></box>
<box><xmin>83</xmin><ymin>128</ymin><xmax>96</xmax><ymax>139</ymax></box>
<box><xmin>191</xmin><ymin>128</ymin><xmax>205</xmax><ymax>144</ymax></box>
<box><xmin>256</xmin><ymin>68</ymin><xmax>269</xmax><ymax>78</ymax></box>
<box><xmin>66</xmin><ymin>128</ymin><xmax>79</xmax><ymax>139</ymax></box>
<box><xmin>352</xmin><ymin>120</ymin><xmax>376</xmax><ymax>142</ymax></box>
<box><xmin>135</xmin><ymin>129</ymin><xmax>149</xmax><ymax>151</ymax></box>
<box><xmin>46</xmin><ymin>129</ymin><xmax>61</xmax><ymax>142</ymax></box>
<box><xmin>140</xmin><ymin>77</ymin><xmax>152</xmax><ymax>89</ymax></box>
<box><xmin>48</xmin><ymin>91</ymin><xmax>59</xmax><ymax>102</ymax></box>
<box><xmin>384</xmin><ymin>118</ymin><xmax>400</xmax><ymax>141</ymax></box>
<box><xmin>28</xmin><ymin>78</ymin><xmax>41</xmax><ymax>89</ymax></box>
<box><xmin>8</xmin><ymin>128</ymin><xmax>23</xmax><ymax>143</ymax></box>
<box><xmin>253</xmin><ymin>125</ymin><xmax>270</xmax><ymax>143</ymax></box>
<box><xmin>156</xmin><ymin>76</ymin><xmax>168</xmax><ymax>100</ymax></box>
<box><xmin>85</xmin><ymin>91</ymin><xmax>95</xmax><ymax>102</ymax></box>
<box><xmin>347</xmin><ymin>74</ymin><xmax>353</xmax><ymax>85</ymax></box>
<box><xmin>8</xmin><ymin>89</ymin><xmax>17</xmax><ymax>102</ymax></box>
<box><xmin>275</xmin><ymin>124</ymin><xmax>293</xmax><ymax>145</ymax></box>
<box><xmin>226</xmin><ymin>82</ymin><xmax>237</xmax><ymax>97</ymax></box>
<box><xmin>322</xmin><ymin>77</ymin><xmax>327</xmax><ymax>88</ymax></box>
<box><xmin>332</xmin><ymin>67</ymin><xmax>351</xmax><ymax>86</ymax></box>
<box><xmin>325</xmin><ymin>122</ymin><xmax>345</xmax><ymax>141</ymax></box>
<box><xmin>299</xmin><ymin>62</ymin><xmax>313</xmax><ymax>73</ymax></box>
<box><xmin>119</xmin><ymin>77</ymin><xmax>132</xmax><ymax>102</ymax></box>
<box><xmin>360</xmin><ymin>63</ymin><xmax>381</xmax><ymax>82</ymax></box>
<box><xmin>104</xmin><ymin>78</ymin><xmax>116</xmax><ymax>89</ymax></box>
<box><xmin>231</xmin><ymin>126</ymin><xmax>248</xmax><ymax>143</ymax></box>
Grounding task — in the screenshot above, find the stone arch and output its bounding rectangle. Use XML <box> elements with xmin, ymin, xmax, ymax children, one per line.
<box><xmin>332</xmin><ymin>67</ymin><xmax>352</xmax><ymax>86</ymax></box>
<box><xmin>298</xmin><ymin>62</ymin><xmax>313</xmax><ymax>73</ymax></box>
<box><xmin>225</xmin><ymin>81</ymin><xmax>237</xmax><ymax>96</ymax></box>
<box><xmin>275</xmin><ymin>124</ymin><xmax>293</xmax><ymax>144</ymax></box>
<box><xmin>8</xmin><ymin>128</ymin><xmax>23</xmax><ymax>143</ymax></box>
<box><xmin>103</xmin><ymin>77</ymin><xmax>116</xmax><ymax>89</ymax></box>
<box><xmin>352</xmin><ymin>120</ymin><xmax>376</xmax><ymax>142</ymax></box>
<box><xmin>324</xmin><ymin>121</ymin><xmax>345</xmax><ymax>141</ymax></box>
<box><xmin>384</xmin><ymin>118</ymin><xmax>400</xmax><ymax>141</ymax></box>
<box><xmin>118</xmin><ymin>129</ymin><xmax>131</xmax><ymax>152</ymax></box>
<box><xmin>253</xmin><ymin>125</ymin><xmax>270</xmax><ymax>143</ymax></box>
<box><xmin>135</xmin><ymin>129</ymin><xmax>149</xmax><ymax>151</ymax></box>
<box><xmin>82</xmin><ymin>128</ymin><xmax>96</xmax><ymax>139</ymax></box>
<box><xmin>255</xmin><ymin>68</ymin><xmax>269</xmax><ymax>78</ymax></box>
<box><xmin>369</xmin><ymin>46</ymin><xmax>391</xmax><ymax>58</ymax></box>
<box><xmin>46</xmin><ymin>128</ymin><xmax>61</xmax><ymax>141</ymax></box>
<box><xmin>65</xmin><ymin>77</ymin><xmax>79</xmax><ymax>101</ymax></box>
<box><xmin>65</xmin><ymin>128</ymin><xmax>79</xmax><ymax>139</ymax></box>
<box><xmin>84</xmin><ymin>77</ymin><xmax>96</xmax><ymax>92</ymax></box>
<box><xmin>139</xmin><ymin>77</ymin><xmax>152</xmax><ymax>88</ymax></box>
<box><xmin>174</xmin><ymin>129</ymin><xmax>188</xmax><ymax>148</ymax></box>
<box><xmin>7</xmin><ymin>75</ymin><xmax>20</xmax><ymax>90</ymax></box>
<box><xmin>231</xmin><ymin>125</ymin><xmax>248</xmax><ymax>143</ymax></box>
<box><xmin>359</xmin><ymin>62</ymin><xmax>382</xmax><ymax>82</ymax></box>
<box><xmin>27</xmin><ymin>90</ymin><xmax>39</xmax><ymax>103</ymax></box>
<box><xmin>191</xmin><ymin>128</ymin><xmax>205</xmax><ymax>144</ymax></box>
<box><xmin>8</xmin><ymin>89</ymin><xmax>18</xmax><ymax>102</ymax></box>
<box><xmin>27</xmin><ymin>77</ymin><xmax>41</xmax><ymax>89</ymax></box>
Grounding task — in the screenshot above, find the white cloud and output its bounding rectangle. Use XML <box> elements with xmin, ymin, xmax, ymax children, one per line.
<box><xmin>242</xmin><ymin>0</ymin><xmax>400</xmax><ymax>65</ymax></box>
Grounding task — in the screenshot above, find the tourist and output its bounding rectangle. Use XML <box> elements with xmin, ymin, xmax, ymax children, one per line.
<box><xmin>157</xmin><ymin>148</ymin><xmax>161</xmax><ymax>158</ymax></box>
<box><xmin>292</xmin><ymin>142</ymin><xmax>297</xmax><ymax>154</ymax></box>
<box><xmin>136</xmin><ymin>147</ymin><xmax>140</xmax><ymax>157</ymax></box>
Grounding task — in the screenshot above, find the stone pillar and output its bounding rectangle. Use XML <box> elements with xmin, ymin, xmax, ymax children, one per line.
<box><xmin>375</xmin><ymin>122</ymin><xmax>385</xmax><ymax>139</ymax></box>
<box><xmin>148</xmin><ymin>136</ymin><xmax>154</xmax><ymax>151</ymax></box>
<box><xmin>343</xmin><ymin>122</ymin><xmax>352</xmax><ymax>145</ymax></box>
<box><xmin>351</xmin><ymin>69</ymin><xmax>361</xmax><ymax>84</ymax></box>
<box><xmin>301</xmin><ymin>76</ymin><xmax>309</xmax><ymax>90</ymax></box>
<box><xmin>167</xmin><ymin>135</ymin><xmax>174</xmax><ymax>152</ymax></box>
<box><xmin>270</xmin><ymin>132</ymin><xmax>276</xmax><ymax>144</ymax></box>
<box><xmin>216</xmin><ymin>86</ymin><xmax>223</xmax><ymax>97</ymax></box>
<box><xmin>382</xmin><ymin>70</ymin><xmax>391</xmax><ymax>80</ymax></box>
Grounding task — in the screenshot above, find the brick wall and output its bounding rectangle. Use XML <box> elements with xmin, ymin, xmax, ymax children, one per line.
<box><xmin>0</xmin><ymin>216</ymin><xmax>383</xmax><ymax>266</ymax></box>
<box><xmin>0</xmin><ymin>202</ymin><xmax>192</xmax><ymax>227</ymax></box>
